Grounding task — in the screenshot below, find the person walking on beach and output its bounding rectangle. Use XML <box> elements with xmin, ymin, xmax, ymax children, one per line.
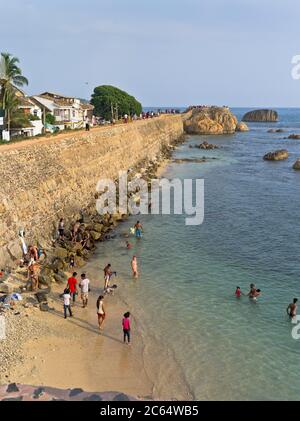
<box><xmin>103</xmin><ymin>264</ymin><xmax>113</xmax><ymax>291</ymax></box>
<box><xmin>97</xmin><ymin>295</ymin><xmax>106</xmax><ymax>331</ymax></box>
<box><xmin>79</xmin><ymin>273</ymin><xmax>90</xmax><ymax>308</ymax></box>
<box><xmin>122</xmin><ymin>312</ymin><xmax>131</xmax><ymax>345</ymax></box>
<box><xmin>67</xmin><ymin>272</ymin><xmax>78</xmax><ymax>304</ymax></box>
<box><xmin>63</xmin><ymin>288</ymin><xmax>73</xmax><ymax>319</ymax></box>
<box><xmin>287</xmin><ymin>298</ymin><xmax>298</xmax><ymax>319</ymax></box>
<box><xmin>131</xmin><ymin>256</ymin><xmax>138</xmax><ymax>279</ymax></box>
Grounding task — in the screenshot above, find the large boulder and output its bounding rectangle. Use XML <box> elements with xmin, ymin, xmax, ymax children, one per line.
<box><xmin>183</xmin><ymin>107</ymin><xmax>238</xmax><ymax>135</ymax></box>
<box><xmin>92</xmin><ymin>223</ymin><xmax>104</xmax><ymax>233</ymax></box>
<box><xmin>242</xmin><ymin>109</ymin><xmax>278</xmax><ymax>122</ymax></box>
<box><xmin>54</xmin><ymin>247</ymin><xmax>68</xmax><ymax>259</ymax></box>
<box><xmin>236</xmin><ymin>122</ymin><xmax>249</xmax><ymax>132</ymax></box>
<box><xmin>53</xmin><ymin>271</ymin><xmax>68</xmax><ymax>284</ymax></box>
<box><xmin>293</xmin><ymin>159</ymin><xmax>300</xmax><ymax>170</ymax></box>
<box><xmin>263</xmin><ymin>149</ymin><xmax>289</xmax><ymax>161</ymax></box>
<box><xmin>90</xmin><ymin>231</ymin><xmax>101</xmax><ymax>241</ymax></box>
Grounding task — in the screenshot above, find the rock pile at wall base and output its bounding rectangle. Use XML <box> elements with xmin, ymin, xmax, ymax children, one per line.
<box><xmin>0</xmin><ymin>116</ymin><xmax>184</xmax><ymax>268</ymax></box>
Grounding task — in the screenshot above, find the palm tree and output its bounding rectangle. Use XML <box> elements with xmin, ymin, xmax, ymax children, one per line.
<box><xmin>0</xmin><ymin>52</ymin><xmax>28</xmax><ymax>132</ymax></box>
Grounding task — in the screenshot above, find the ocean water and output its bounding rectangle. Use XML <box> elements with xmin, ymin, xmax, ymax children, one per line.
<box><xmin>93</xmin><ymin>108</ymin><xmax>300</xmax><ymax>400</ymax></box>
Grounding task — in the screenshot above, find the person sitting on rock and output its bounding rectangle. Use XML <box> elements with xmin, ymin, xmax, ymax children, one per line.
<box><xmin>72</xmin><ymin>221</ymin><xmax>81</xmax><ymax>243</ymax></box>
<box><xmin>29</xmin><ymin>245</ymin><xmax>39</xmax><ymax>261</ymax></box>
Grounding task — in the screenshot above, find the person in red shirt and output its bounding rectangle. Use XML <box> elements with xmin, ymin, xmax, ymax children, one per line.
<box><xmin>235</xmin><ymin>286</ymin><xmax>242</xmax><ymax>298</ymax></box>
<box><xmin>67</xmin><ymin>272</ymin><xmax>78</xmax><ymax>304</ymax></box>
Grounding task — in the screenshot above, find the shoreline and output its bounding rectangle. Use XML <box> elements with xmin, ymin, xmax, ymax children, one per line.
<box><xmin>0</xmin><ymin>134</ymin><xmax>189</xmax><ymax>401</ymax></box>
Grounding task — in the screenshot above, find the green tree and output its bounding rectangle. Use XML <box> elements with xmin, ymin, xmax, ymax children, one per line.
<box><xmin>45</xmin><ymin>113</ymin><xmax>56</xmax><ymax>125</ymax></box>
<box><xmin>91</xmin><ymin>85</ymin><xmax>142</xmax><ymax>120</ymax></box>
<box><xmin>0</xmin><ymin>52</ymin><xmax>29</xmax><ymax>131</ymax></box>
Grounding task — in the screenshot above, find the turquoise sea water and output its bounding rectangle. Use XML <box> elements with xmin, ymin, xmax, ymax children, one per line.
<box><xmin>94</xmin><ymin>108</ymin><xmax>300</xmax><ymax>400</ymax></box>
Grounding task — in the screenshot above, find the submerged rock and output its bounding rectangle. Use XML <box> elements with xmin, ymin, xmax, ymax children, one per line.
<box><xmin>268</xmin><ymin>128</ymin><xmax>285</xmax><ymax>133</ymax></box>
<box><xmin>242</xmin><ymin>109</ymin><xmax>278</xmax><ymax>122</ymax></box>
<box><xmin>263</xmin><ymin>149</ymin><xmax>289</xmax><ymax>161</ymax></box>
<box><xmin>191</xmin><ymin>141</ymin><xmax>219</xmax><ymax>150</ymax></box>
<box><xmin>173</xmin><ymin>157</ymin><xmax>217</xmax><ymax>164</ymax></box>
<box><xmin>293</xmin><ymin>158</ymin><xmax>300</xmax><ymax>170</ymax></box>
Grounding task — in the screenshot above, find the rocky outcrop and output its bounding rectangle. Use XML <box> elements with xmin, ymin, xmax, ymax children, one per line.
<box><xmin>190</xmin><ymin>141</ymin><xmax>219</xmax><ymax>150</ymax></box>
<box><xmin>288</xmin><ymin>134</ymin><xmax>300</xmax><ymax>139</ymax></box>
<box><xmin>293</xmin><ymin>159</ymin><xmax>300</xmax><ymax>170</ymax></box>
<box><xmin>263</xmin><ymin>150</ymin><xmax>289</xmax><ymax>161</ymax></box>
<box><xmin>183</xmin><ymin>107</ymin><xmax>238</xmax><ymax>135</ymax></box>
<box><xmin>242</xmin><ymin>109</ymin><xmax>278</xmax><ymax>122</ymax></box>
<box><xmin>236</xmin><ymin>122</ymin><xmax>249</xmax><ymax>132</ymax></box>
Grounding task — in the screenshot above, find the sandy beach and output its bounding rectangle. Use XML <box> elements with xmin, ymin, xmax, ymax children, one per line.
<box><xmin>1</xmin><ymin>247</ymin><xmax>192</xmax><ymax>401</ymax></box>
<box><xmin>3</xmin><ymin>268</ymin><xmax>153</xmax><ymax>399</ymax></box>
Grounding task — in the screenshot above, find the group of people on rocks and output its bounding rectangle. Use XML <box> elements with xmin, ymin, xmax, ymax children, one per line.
<box><xmin>18</xmin><ymin>229</ymin><xmax>47</xmax><ymax>292</ymax></box>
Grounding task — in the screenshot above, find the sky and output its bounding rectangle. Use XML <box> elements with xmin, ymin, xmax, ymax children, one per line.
<box><xmin>1</xmin><ymin>0</ymin><xmax>300</xmax><ymax>107</ymax></box>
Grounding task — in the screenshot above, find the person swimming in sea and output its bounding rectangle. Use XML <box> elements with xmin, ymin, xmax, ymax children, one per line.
<box><xmin>235</xmin><ymin>286</ymin><xmax>242</xmax><ymax>298</ymax></box>
<box><xmin>287</xmin><ymin>298</ymin><xmax>298</xmax><ymax>319</ymax></box>
<box><xmin>126</xmin><ymin>241</ymin><xmax>132</xmax><ymax>250</ymax></box>
<box><xmin>134</xmin><ymin>221</ymin><xmax>143</xmax><ymax>239</ymax></box>
<box><xmin>247</xmin><ymin>284</ymin><xmax>261</xmax><ymax>301</ymax></box>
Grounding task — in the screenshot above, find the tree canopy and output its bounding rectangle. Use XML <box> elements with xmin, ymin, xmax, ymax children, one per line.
<box><xmin>0</xmin><ymin>52</ymin><xmax>29</xmax><ymax>131</ymax></box>
<box><xmin>91</xmin><ymin>85</ymin><xmax>142</xmax><ymax>120</ymax></box>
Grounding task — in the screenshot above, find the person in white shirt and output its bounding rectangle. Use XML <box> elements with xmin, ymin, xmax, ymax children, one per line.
<box><xmin>79</xmin><ymin>273</ymin><xmax>90</xmax><ymax>308</ymax></box>
<box><xmin>63</xmin><ymin>289</ymin><xmax>73</xmax><ymax>319</ymax></box>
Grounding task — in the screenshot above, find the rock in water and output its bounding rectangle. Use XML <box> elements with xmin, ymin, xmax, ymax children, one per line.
<box><xmin>293</xmin><ymin>159</ymin><xmax>300</xmax><ymax>170</ymax></box>
<box><xmin>242</xmin><ymin>109</ymin><xmax>278</xmax><ymax>122</ymax></box>
<box><xmin>236</xmin><ymin>122</ymin><xmax>249</xmax><ymax>132</ymax></box>
<box><xmin>288</xmin><ymin>134</ymin><xmax>300</xmax><ymax>139</ymax></box>
<box><xmin>183</xmin><ymin>106</ymin><xmax>238</xmax><ymax>135</ymax></box>
<box><xmin>263</xmin><ymin>150</ymin><xmax>289</xmax><ymax>161</ymax></box>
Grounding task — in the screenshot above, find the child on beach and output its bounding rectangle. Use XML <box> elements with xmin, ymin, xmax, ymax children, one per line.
<box><xmin>131</xmin><ymin>256</ymin><xmax>138</xmax><ymax>279</ymax></box>
<box><xmin>96</xmin><ymin>295</ymin><xmax>106</xmax><ymax>331</ymax></box>
<box><xmin>122</xmin><ymin>312</ymin><xmax>131</xmax><ymax>345</ymax></box>
<box><xmin>63</xmin><ymin>288</ymin><xmax>73</xmax><ymax>319</ymax></box>
<box><xmin>126</xmin><ymin>241</ymin><xmax>132</xmax><ymax>250</ymax></box>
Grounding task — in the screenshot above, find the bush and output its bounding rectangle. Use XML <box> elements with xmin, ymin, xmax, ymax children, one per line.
<box><xmin>45</xmin><ymin>113</ymin><xmax>56</xmax><ymax>125</ymax></box>
<box><xmin>91</xmin><ymin>85</ymin><xmax>142</xmax><ymax>120</ymax></box>
<box><xmin>29</xmin><ymin>114</ymin><xmax>40</xmax><ymax>121</ymax></box>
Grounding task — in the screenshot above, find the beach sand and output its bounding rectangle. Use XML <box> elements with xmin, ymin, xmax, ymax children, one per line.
<box><xmin>7</xmin><ymin>272</ymin><xmax>154</xmax><ymax>399</ymax></box>
<box><xmin>5</xmin><ymin>252</ymin><xmax>191</xmax><ymax>400</ymax></box>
